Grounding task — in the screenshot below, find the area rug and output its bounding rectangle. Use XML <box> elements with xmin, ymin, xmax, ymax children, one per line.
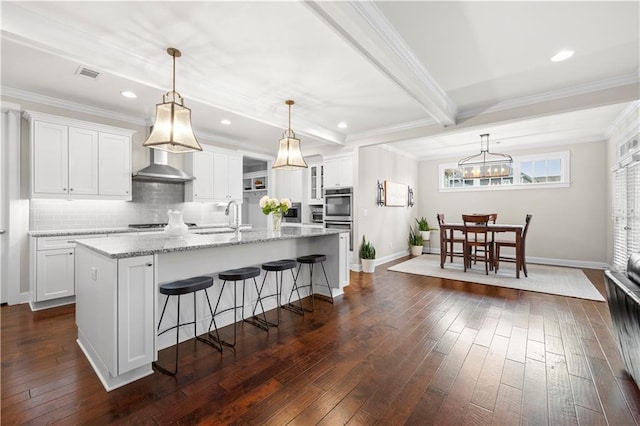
<box><xmin>387</xmin><ymin>255</ymin><xmax>605</xmax><ymax>302</ymax></box>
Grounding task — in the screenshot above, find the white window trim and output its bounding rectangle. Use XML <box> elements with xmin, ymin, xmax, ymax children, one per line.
<box><xmin>439</xmin><ymin>151</ymin><xmax>570</xmax><ymax>192</ymax></box>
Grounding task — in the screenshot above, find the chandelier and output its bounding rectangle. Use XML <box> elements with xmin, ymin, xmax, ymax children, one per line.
<box><xmin>143</xmin><ymin>47</ymin><xmax>202</xmax><ymax>153</ymax></box>
<box><xmin>458</xmin><ymin>133</ymin><xmax>512</xmax><ymax>178</ymax></box>
<box><xmin>272</xmin><ymin>100</ymin><xmax>308</xmax><ymax>170</ymax></box>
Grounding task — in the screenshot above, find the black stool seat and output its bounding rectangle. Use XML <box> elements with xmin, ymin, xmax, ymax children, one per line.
<box><xmin>219</xmin><ymin>267</ymin><xmax>260</xmax><ymax>281</ymax></box>
<box><xmin>159</xmin><ymin>276</ymin><xmax>213</xmax><ymax>296</ymax></box>
<box><xmin>154</xmin><ymin>275</ymin><xmax>218</xmax><ymax>376</ymax></box>
<box><xmin>297</xmin><ymin>254</ymin><xmax>327</xmax><ymax>264</ymax></box>
<box><xmin>262</xmin><ymin>259</ymin><xmax>297</xmax><ymax>271</ymax></box>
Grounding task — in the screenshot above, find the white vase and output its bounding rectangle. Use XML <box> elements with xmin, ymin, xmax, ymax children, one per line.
<box><xmin>361</xmin><ymin>259</ymin><xmax>376</xmax><ymax>273</ymax></box>
<box><xmin>410</xmin><ymin>245</ymin><xmax>423</xmax><ymax>256</ymax></box>
<box><xmin>164</xmin><ymin>210</ymin><xmax>188</xmax><ymax>238</ymax></box>
<box><xmin>420</xmin><ymin>230</ymin><xmax>431</xmax><ymax>241</ymax></box>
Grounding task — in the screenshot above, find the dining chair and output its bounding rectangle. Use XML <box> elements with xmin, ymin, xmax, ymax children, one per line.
<box><xmin>494</xmin><ymin>214</ymin><xmax>532</xmax><ymax>277</ymax></box>
<box><xmin>462</xmin><ymin>214</ymin><xmax>492</xmax><ymax>275</ymax></box>
<box><xmin>437</xmin><ymin>213</ymin><xmax>465</xmax><ymax>268</ymax></box>
<box><xmin>473</xmin><ymin>213</ymin><xmax>497</xmax><ymax>266</ymax></box>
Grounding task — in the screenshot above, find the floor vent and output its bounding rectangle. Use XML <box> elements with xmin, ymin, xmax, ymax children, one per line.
<box><xmin>75</xmin><ymin>66</ymin><xmax>101</xmax><ymax>80</ymax></box>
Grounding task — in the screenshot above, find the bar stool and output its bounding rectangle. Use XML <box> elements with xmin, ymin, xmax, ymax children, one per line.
<box><xmin>210</xmin><ymin>267</ymin><xmax>267</xmax><ymax>349</ymax></box>
<box><xmin>153</xmin><ymin>275</ymin><xmax>219</xmax><ymax>376</ymax></box>
<box><xmin>252</xmin><ymin>259</ymin><xmax>302</xmax><ymax>325</ymax></box>
<box><xmin>293</xmin><ymin>254</ymin><xmax>334</xmax><ymax>313</ymax></box>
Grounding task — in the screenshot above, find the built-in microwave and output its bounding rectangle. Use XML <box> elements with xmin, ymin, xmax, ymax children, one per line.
<box><xmin>324</xmin><ymin>187</ymin><xmax>352</xmax><ymax>221</ymax></box>
<box><xmin>282</xmin><ymin>202</ymin><xmax>302</xmax><ymax>223</ymax></box>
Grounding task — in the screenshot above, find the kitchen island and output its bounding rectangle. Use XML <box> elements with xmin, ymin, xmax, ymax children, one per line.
<box><xmin>74</xmin><ymin>227</ymin><xmax>349</xmax><ymax>391</ymax></box>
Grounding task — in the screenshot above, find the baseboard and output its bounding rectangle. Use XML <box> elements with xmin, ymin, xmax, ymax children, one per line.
<box><xmin>29</xmin><ymin>296</ymin><xmax>76</xmax><ymax>311</ymax></box>
<box><xmin>20</xmin><ymin>292</ymin><xmax>31</xmax><ymax>304</ymax></box>
<box><xmin>351</xmin><ymin>250</ymin><xmax>409</xmax><ymax>272</ymax></box>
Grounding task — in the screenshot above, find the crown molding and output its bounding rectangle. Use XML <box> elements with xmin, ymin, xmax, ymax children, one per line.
<box><xmin>606</xmin><ymin>100</ymin><xmax>639</xmax><ymax>138</ymax></box>
<box><xmin>1</xmin><ymin>86</ymin><xmax>149</xmax><ymax>126</ymax></box>
<box><xmin>459</xmin><ymin>73</ymin><xmax>639</xmax><ymax>120</ymax></box>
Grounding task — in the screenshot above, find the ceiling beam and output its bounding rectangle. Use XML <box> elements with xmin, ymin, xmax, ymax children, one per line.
<box><xmin>305</xmin><ymin>1</ymin><xmax>457</xmax><ymax>127</ymax></box>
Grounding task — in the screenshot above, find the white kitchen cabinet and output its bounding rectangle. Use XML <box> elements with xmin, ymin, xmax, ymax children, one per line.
<box><xmin>186</xmin><ymin>149</ymin><xmax>242</xmax><ymax>202</ymax></box>
<box><xmin>308</xmin><ymin>163</ymin><xmax>324</xmax><ymax>204</ymax></box>
<box><xmin>188</xmin><ymin>150</ymin><xmax>215</xmax><ymax>201</ymax></box>
<box><xmin>25</xmin><ymin>111</ymin><xmax>134</xmax><ymax>201</ymax></box>
<box><xmin>213</xmin><ymin>152</ymin><xmax>243</xmax><ymax>201</ymax></box>
<box><xmin>275</xmin><ymin>169</ymin><xmax>303</xmax><ymax>201</ymax></box>
<box><xmin>68</xmin><ymin>127</ymin><xmax>98</xmax><ymax>195</ymax></box>
<box><xmin>36</xmin><ymin>248</ymin><xmax>75</xmax><ymax>301</ymax></box>
<box><xmin>324</xmin><ymin>155</ymin><xmax>353</xmax><ymax>189</ymax></box>
<box><xmin>32</xmin><ymin>121</ymin><xmax>69</xmax><ymax>195</ymax></box>
<box><xmin>30</xmin><ymin>234</ymin><xmax>107</xmax><ymax>307</ymax></box>
<box><xmin>117</xmin><ymin>256</ymin><xmax>154</xmax><ymax>374</ymax></box>
<box><xmin>98</xmin><ymin>133</ymin><xmax>131</xmax><ymax>197</ymax></box>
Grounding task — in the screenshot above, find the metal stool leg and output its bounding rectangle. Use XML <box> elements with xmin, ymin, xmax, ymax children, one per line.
<box><xmin>319</xmin><ymin>262</ymin><xmax>334</xmax><ymax>304</ymax></box>
<box><xmin>197</xmin><ymin>288</ymin><xmax>222</xmax><ymax>352</ymax></box>
<box><xmin>283</xmin><ymin>265</ymin><xmax>305</xmax><ymax>315</ymax></box>
<box><xmin>244</xmin><ymin>277</ymin><xmax>269</xmax><ymax>331</ymax></box>
<box><xmin>153</xmin><ymin>295</ymin><xmax>181</xmax><ymax>376</ymax></box>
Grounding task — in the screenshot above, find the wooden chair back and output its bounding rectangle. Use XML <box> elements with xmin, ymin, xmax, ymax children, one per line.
<box><xmin>462</xmin><ymin>214</ymin><xmax>490</xmax><ymax>243</ymax></box>
<box><xmin>522</xmin><ymin>214</ymin><xmax>532</xmax><ymax>241</ymax></box>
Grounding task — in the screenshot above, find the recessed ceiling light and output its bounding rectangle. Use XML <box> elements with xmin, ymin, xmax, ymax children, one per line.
<box><xmin>221</xmin><ymin>119</ymin><xmax>231</xmax><ymax>125</ymax></box>
<box><xmin>120</xmin><ymin>91</ymin><xmax>137</xmax><ymax>98</ymax></box>
<box><xmin>551</xmin><ymin>50</ymin><xmax>574</xmax><ymax>62</ymax></box>
<box><xmin>337</xmin><ymin>121</ymin><xmax>348</xmax><ymax>129</ymax></box>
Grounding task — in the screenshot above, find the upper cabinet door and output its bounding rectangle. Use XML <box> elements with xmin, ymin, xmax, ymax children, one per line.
<box><xmin>324</xmin><ymin>156</ymin><xmax>353</xmax><ymax>188</ymax></box>
<box><xmin>191</xmin><ymin>150</ymin><xmax>215</xmax><ymax>201</ymax></box>
<box><xmin>212</xmin><ymin>152</ymin><xmax>230</xmax><ymax>200</ymax></box>
<box><xmin>227</xmin><ymin>154</ymin><xmax>243</xmax><ymax>201</ymax></box>
<box><xmin>98</xmin><ymin>132</ymin><xmax>131</xmax><ymax>198</ymax></box>
<box><xmin>68</xmin><ymin>127</ymin><xmax>98</xmax><ymax>195</ymax></box>
<box><xmin>33</xmin><ymin>121</ymin><xmax>69</xmax><ymax>194</ymax></box>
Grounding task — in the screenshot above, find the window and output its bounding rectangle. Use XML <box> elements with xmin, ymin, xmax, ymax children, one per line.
<box><xmin>439</xmin><ymin>151</ymin><xmax>570</xmax><ymax>191</ymax></box>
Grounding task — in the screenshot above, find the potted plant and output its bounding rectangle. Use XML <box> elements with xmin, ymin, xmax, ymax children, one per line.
<box><xmin>409</xmin><ymin>226</ymin><xmax>424</xmax><ymax>256</ymax></box>
<box><xmin>359</xmin><ymin>235</ymin><xmax>376</xmax><ymax>273</ymax></box>
<box><xmin>416</xmin><ymin>217</ymin><xmax>431</xmax><ymax>242</ymax></box>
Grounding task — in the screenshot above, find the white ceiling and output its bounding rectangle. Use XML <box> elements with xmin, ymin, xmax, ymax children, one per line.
<box><xmin>1</xmin><ymin>1</ymin><xmax>638</xmax><ymax>160</ymax></box>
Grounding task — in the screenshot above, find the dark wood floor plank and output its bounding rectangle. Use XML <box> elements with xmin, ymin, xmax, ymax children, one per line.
<box><xmin>1</xmin><ymin>259</ymin><xmax>637</xmax><ymax>425</ymax></box>
<box><xmin>546</xmin><ymin>352</ymin><xmax>578</xmax><ymax>425</ymax></box>
<box><xmin>522</xmin><ymin>358</ymin><xmax>549</xmax><ymax>426</ymax></box>
<box><xmin>470</xmin><ymin>334</ymin><xmax>509</xmax><ymax>411</ymax></box>
<box><xmin>433</xmin><ymin>343</ymin><xmax>488</xmax><ymax>425</ymax></box>
<box><xmin>492</xmin><ymin>384</ymin><xmax>523</xmax><ymax>425</ymax></box>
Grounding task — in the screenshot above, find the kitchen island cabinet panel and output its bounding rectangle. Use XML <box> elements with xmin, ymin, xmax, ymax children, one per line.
<box><xmin>117</xmin><ymin>256</ymin><xmax>155</xmax><ymax>375</ymax></box>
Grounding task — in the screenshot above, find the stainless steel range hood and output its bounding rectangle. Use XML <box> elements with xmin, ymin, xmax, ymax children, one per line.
<box><xmin>132</xmin><ymin>149</ymin><xmax>194</xmax><ymax>182</ymax></box>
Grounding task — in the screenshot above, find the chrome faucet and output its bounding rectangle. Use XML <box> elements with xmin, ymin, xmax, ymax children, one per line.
<box><xmin>225</xmin><ymin>200</ymin><xmax>240</xmax><ymax>231</ymax></box>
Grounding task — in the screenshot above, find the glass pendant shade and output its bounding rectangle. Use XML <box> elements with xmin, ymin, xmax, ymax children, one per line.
<box><xmin>273</xmin><ymin>131</ymin><xmax>308</xmax><ymax>169</ymax></box>
<box><xmin>273</xmin><ymin>100</ymin><xmax>308</xmax><ymax>170</ymax></box>
<box><xmin>458</xmin><ymin>134</ymin><xmax>512</xmax><ymax>178</ymax></box>
<box><xmin>144</xmin><ymin>98</ymin><xmax>202</xmax><ymax>153</ymax></box>
<box><xmin>143</xmin><ymin>47</ymin><xmax>202</xmax><ymax>153</ymax></box>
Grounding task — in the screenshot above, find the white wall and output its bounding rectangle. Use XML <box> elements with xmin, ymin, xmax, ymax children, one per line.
<box><xmin>356</xmin><ymin>145</ymin><xmax>419</xmax><ymax>263</ymax></box>
<box><xmin>417</xmin><ymin>141</ymin><xmax>608</xmax><ymax>266</ymax></box>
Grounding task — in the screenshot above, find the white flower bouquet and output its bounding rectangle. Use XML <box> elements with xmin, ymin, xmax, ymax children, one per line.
<box><xmin>259</xmin><ymin>196</ymin><xmax>291</xmax><ymax>215</ymax></box>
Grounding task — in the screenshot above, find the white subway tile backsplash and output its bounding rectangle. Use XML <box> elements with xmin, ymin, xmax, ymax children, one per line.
<box><xmin>30</xmin><ymin>182</ymin><xmax>229</xmax><ymax>230</ymax></box>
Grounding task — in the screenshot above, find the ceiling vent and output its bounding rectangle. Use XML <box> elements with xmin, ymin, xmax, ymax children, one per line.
<box><xmin>74</xmin><ymin>66</ymin><xmax>101</xmax><ymax>80</ymax></box>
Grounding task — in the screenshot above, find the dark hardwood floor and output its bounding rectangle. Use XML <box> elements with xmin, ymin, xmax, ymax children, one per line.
<box><xmin>2</xmin><ymin>256</ymin><xmax>640</xmax><ymax>425</ymax></box>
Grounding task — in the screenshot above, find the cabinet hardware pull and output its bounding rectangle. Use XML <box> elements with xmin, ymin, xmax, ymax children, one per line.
<box><xmin>146</xmin><ymin>263</ymin><xmax>153</xmax><ymax>267</ymax></box>
<box><xmin>62</xmin><ymin>188</ymin><xmax>66</xmax><ymax>191</ymax></box>
<box><xmin>69</xmin><ymin>252</ymin><xmax>73</xmax><ymax>255</ymax></box>
<box><xmin>67</xmin><ymin>241</ymin><xmax>74</xmax><ymax>243</ymax></box>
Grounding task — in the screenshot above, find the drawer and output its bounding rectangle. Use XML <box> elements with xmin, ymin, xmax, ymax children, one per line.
<box><xmin>37</xmin><ymin>234</ymin><xmax>107</xmax><ymax>250</ymax></box>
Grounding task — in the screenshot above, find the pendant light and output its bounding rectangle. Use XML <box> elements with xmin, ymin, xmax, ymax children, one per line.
<box><xmin>273</xmin><ymin>100</ymin><xmax>308</xmax><ymax>170</ymax></box>
<box><xmin>143</xmin><ymin>47</ymin><xmax>202</xmax><ymax>153</ymax></box>
<box><xmin>458</xmin><ymin>133</ymin><xmax>513</xmax><ymax>179</ymax></box>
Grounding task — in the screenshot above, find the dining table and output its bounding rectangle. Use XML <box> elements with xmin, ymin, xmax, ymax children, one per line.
<box><xmin>439</xmin><ymin>222</ymin><xmax>526</xmax><ymax>278</ymax></box>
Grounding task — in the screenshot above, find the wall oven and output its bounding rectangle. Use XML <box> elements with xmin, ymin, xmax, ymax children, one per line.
<box><xmin>282</xmin><ymin>202</ymin><xmax>301</xmax><ymax>223</ymax></box>
<box><xmin>324</xmin><ymin>187</ymin><xmax>352</xmax><ymax>221</ymax></box>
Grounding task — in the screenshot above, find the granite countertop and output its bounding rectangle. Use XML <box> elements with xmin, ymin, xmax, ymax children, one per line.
<box><xmin>28</xmin><ymin>223</ymin><xmax>251</xmax><ymax>238</ymax></box>
<box><xmin>75</xmin><ymin>227</ymin><xmax>343</xmax><ymax>259</ymax></box>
